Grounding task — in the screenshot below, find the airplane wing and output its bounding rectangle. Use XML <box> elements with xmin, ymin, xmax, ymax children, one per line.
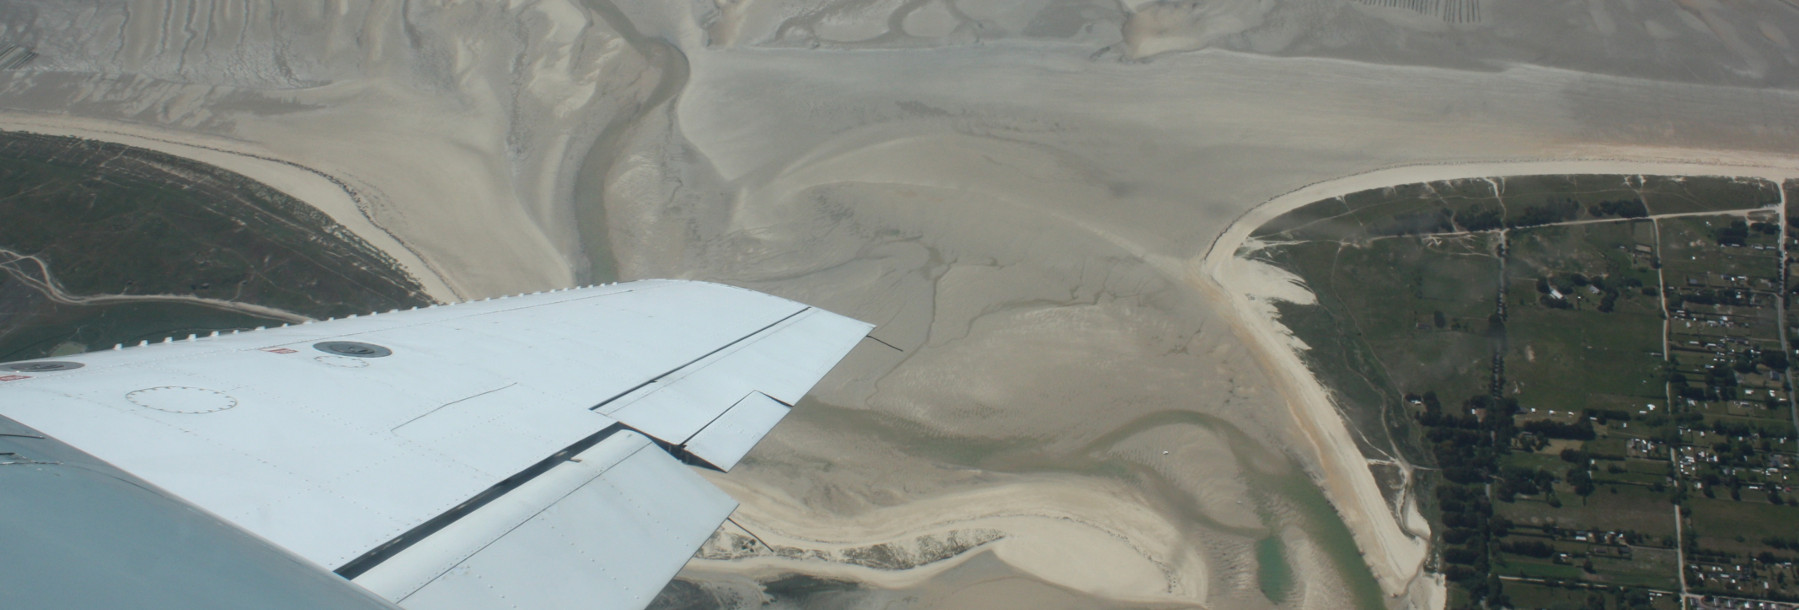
<box><xmin>0</xmin><ymin>280</ymin><xmax>871</xmax><ymax>609</ymax></box>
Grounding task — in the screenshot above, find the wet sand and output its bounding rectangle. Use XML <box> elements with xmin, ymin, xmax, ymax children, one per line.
<box><xmin>7</xmin><ymin>2</ymin><xmax>1799</xmax><ymax>608</ymax></box>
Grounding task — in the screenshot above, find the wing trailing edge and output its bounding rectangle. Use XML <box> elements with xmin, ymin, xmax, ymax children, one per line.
<box><xmin>0</xmin><ymin>280</ymin><xmax>872</xmax><ymax>610</ymax></box>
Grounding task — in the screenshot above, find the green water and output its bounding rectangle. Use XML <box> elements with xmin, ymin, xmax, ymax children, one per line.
<box><xmin>1254</xmin><ymin>466</ymin><xmax>1389</xmax><ymax>610</ymax></box>
<box><xmin>793</xmin><ymin>400</ymin><xmax>1390</xmax><ymax>609</ymax></box>
<box><xmin>1256</xmin><ymin>535</ymin><xmax>1293</xmax><ymax>604</ymax></box>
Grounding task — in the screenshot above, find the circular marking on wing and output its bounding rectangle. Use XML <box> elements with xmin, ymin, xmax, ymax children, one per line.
<box><xmin>315</xmin><ymin>355</ymin><xmax>370</xmax><ymax>368</ymax></box>
<box><xmin>313</xmin><ymin>341</ymin><xmax>393</xmax><ymax>358</ymax></box>
<box><xmin>1</xmin><ymin>361</ymin><xmax>83</xmax><ymax>373</ymax></box>
<box><xmin>126</xmin><ymin>386</ymin><xmax>238</xmax><ymax>414</ymax></box>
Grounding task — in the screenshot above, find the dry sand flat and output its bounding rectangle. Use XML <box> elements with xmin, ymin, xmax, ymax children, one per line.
<box><xmin>10</xmin><ymin>1</ymin><xmax>1799</xmax><ymax>608</ymax></box>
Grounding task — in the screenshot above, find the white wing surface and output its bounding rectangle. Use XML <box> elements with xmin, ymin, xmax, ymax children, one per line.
<box><xmin>0</xmin><ymin>280</ymin><xmax>871</xmax><ymax>609</ymax></box>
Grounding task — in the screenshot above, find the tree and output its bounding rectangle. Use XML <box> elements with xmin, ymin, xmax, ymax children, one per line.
<box><xmin>1717</xmin><ymin>220</ymin><xmax>1750</xmax><ymax>246</ymax></box>
<box><xmin>1569</xmin><ymin>468</ymin><xmax>1596</xmax><ymax>498</ymax></box>
<box><xmin>1761</xmin><ymin>349</ymin><xmax>1790</xmax><ymax>370</ymax></box>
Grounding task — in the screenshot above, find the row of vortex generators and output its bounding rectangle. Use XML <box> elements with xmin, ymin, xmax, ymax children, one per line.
<box><xmin>1356</xmin><ymin>0</ymin><xmax>1481</xmax><ymax>23</ymax></box>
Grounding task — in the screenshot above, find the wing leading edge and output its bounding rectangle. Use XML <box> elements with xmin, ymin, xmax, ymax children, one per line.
<box><xmin>0</xmin><ymin>280</ymin><xmax>872</xmax><ymax>609</ymax></box>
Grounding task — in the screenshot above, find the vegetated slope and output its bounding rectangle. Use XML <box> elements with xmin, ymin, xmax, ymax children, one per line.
<box><xmin>0</xmin><ymin>131</ymin><xmax>431</xmax><ymax>361</ymax></box>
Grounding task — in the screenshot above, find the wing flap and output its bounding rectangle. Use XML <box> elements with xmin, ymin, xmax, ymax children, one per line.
<box><xmin>600</xmin><ymin>307</ymin><xmax>872</xmax><ymax>447</ymax></box>
<box><xmin>356</xmin><ymin>429</ymin><xmax>738</xmax><ymax>610</ymax></box>
<box><xmin>683</xmin><ymin>391</ymin><xmax>792</xmax><ymax>470</ymax></box>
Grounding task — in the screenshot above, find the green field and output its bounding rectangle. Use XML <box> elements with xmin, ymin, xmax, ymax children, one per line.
<box><xmin>1660</xmin><ymin>216</ymin><xmax>1782</xmax><ymax>285</ymax></box>
<box><xmin>1268</xmin><ymin>236</ymin><xmax>1499</xmax><ymax>396</ymax></box>
<box><xmin>1635</xmin><ymin>176</ymin><xmax>1779</xmax><ymax>215</ymax></box>
<box><xmin>1504</xmin><ymin>581</ymin><xmax>1679</xmax><ymax>610</ymax></box>
<box><xmin>1688</xmin><ymin>497</ymin><xmax>1799</xmax><ymax>554</ymax></box>
<box><xmin>1497</xmin><ymin>483</ymin><xmax>1678</xmax><ymax>541</ymax></box>
<box><xmin>1254</xmin><ymin>175</ymin><xmax>1776</xmax><ymax>244</ymax></box>
<box><xmin>1257</xmin><ymin>174</ymin><xmax>1799</xmax><ymax>608</ymax></box>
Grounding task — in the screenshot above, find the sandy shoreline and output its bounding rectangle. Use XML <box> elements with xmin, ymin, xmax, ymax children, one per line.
<box><xmin>693</xmin><ymin>469</ymin><xmax>1212</xmax><ymax>605</ymax></box>
<box><xmin>0</xmin><ymin>111</ymin><xmax>461</xmax><ymax>303</ymax></box>
<box><xmin>1195</xmin><ymin>151</ymin><xmax>1799</xmax><ymax>609</ymax></box>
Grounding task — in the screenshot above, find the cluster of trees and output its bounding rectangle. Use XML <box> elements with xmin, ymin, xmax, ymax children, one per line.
<box><xmin>1497</xmin><ymin>464</ymin><xmax>1562</xmax><ymax>502</ymax></box>
<box><xmin>1449</xmin><ymin>200</ymin><xmax>1592</xmax><ymax>232</ymax></box>
<box><xmin>1750</xmin><ymin>348</ymin><xmax>1788</xmax><ymax>372</ymax></box>
<box><xmin>1668</xmin><ymin>362</ymin><xmax>1768</xmax><ymax>402</ymax></box>
<box><xmin>1694</xmin><ymin>468</ymin><xmax>1770</xmax><ymax>501</ymax></box>
<box><xmin>1586</xmin><ymin>198</ymin><xmax>1649</xmax><ymax>218</ymax></box>
<box><xmin>1533</xmin><ymin>273</ymin><xmax>1633</xmax><ymax>312</ymax></box>
<box><xmin>1708</xmin><ymin>418</ymin><xmax>1790</xmax><ymax>441</ymax></box>
<box><xmin>1556</xmin><ymin>449</ymin><xmax>1599</xmax><ymax>496</ymax></box>
<box><xmin>1512</xmin><ymin>200</ymin><xmax>1583</xmax><ymax>228</ymax></box>
<box><xmin>1412</xmin><ymin>381</ymin><xmax>1652</xmax><ymax>603</ymax></box>
<box><xmin>1413</xmin><ymin>390</ymin><xmax>1523</xmax><ymax>605</ymax></box>
<box><xmin>1500</xmin><ymin>539</ymin><xmax>1557</xmax><ymax>558</ymax></box>
<box><xmin>1716</xmin><ymin>220</ymin><xmax>1751</xmax><ymax>247</ymax></box>
<box><xmin>1764</xmin><ymin>536</ymin><xmax>1799</xmax><ymax>550</ymax></box>
<box><xmin>1670</xmin><ymin>286</ymin><xmax>1755</xmax><ymax>308</ymax></box>
<box><xmin>1583</xmin><ymin>408</ymin><xmax>1634</xmax><ymax>424</ymax></box>
<box><xmin>1521</xmin><ymin>419</ymin><xmax>1598</xmax><ymax>440</ymax></box>
<box><xmin>1458</xmin><ymin>205</ymin><xmax>1506</xmax><ymax>232</ymax></box>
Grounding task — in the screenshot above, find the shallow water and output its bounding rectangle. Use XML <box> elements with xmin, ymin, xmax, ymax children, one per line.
<box><xmin>1255</xmin><ymin>535</ymin><xmax>1292</xmax><ymax>604</ymax></box>
<box><xmin>567</xmin><ymin>0</ymin><xmax>693</xmax><ymax>284</ymax></box>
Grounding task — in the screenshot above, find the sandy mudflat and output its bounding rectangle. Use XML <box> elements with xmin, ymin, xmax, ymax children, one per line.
<box><xmin>697</xmin><ymin>469</ymin><xmax>1210</xmax><ymax>603</ymax></box>
<box><xmin>0</xmin><ymin>2</ymin><xmax>678</xmax><ymax>300</ymax></box>
<box><xmin>9</xmin><ymin>1</ymin><xmax>1799</xmax><ymax>608</ymax></box>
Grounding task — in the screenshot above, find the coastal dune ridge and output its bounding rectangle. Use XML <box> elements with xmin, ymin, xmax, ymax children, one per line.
<box><xmin>1201</xmin><ymin>155</ymin><xmax>1799</xmax><ymax>609</ymax></box>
